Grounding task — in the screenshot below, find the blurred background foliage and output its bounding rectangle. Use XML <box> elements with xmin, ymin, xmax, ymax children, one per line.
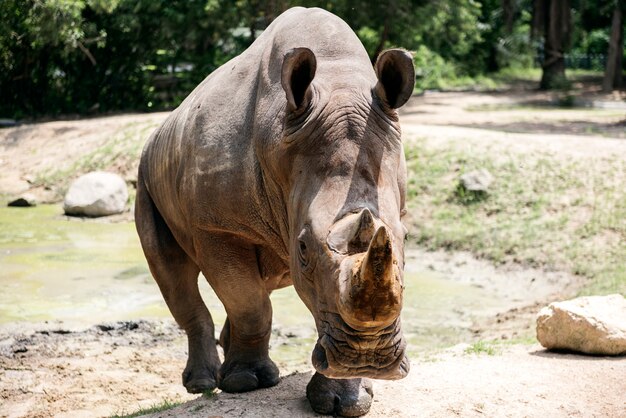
<box><xmin>0</xmin><ymin>0</ymin><xmax>624</xmax><ymax>118</ymax></box>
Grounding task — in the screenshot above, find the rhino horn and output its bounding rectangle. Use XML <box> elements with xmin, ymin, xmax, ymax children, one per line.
<box><xmin>340</xmin><ymin>226</ymin><xmax>402</xmax><ymax>329</ymax></box>
<box><xmin>348</xmin><ymin>208</ymin><xmax>376</xmax><ymax>253</ymax></box>
<box><xmin>327</xmin><ymin>208</ymin><xmax>377</xmax><ymax>254</ymax></box>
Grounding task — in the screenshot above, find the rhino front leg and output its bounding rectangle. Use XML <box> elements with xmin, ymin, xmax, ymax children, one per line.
<box><xmin>196</xmin><ymin>235</ymin><xmax>280</xmax><ymax>393</ymax></box>
<box><xmin>306</xmin><ymin>373</ymin><xmax>373</xmax><ymax>417</ymax></box>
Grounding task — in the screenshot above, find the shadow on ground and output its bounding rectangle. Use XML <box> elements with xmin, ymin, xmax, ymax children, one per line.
<box><xmin>457</xmin><ymin>120</ymin><xmax>626</xmax><ymax>138</ymax></box>
<box><xmin>153</xmin><ymin>372</ymin><xmax>321</xmax><ymax>418</ymax></box>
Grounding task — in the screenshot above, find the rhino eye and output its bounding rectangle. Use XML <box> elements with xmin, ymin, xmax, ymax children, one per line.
<box><xmin>297</xmin><ymin>228</ymin><xmax>310</xmax><ymax>269</ymax></box>
<box><xmin>298</xmin><ymin>239</ymin><xmax>308</xmax><ymax>267</ymax></box>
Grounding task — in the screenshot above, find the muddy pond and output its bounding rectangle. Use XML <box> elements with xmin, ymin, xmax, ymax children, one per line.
<box><xmin>0</xmin><ymin>204</ymin><xmax>517</xmax><ymax>362</ymax></box>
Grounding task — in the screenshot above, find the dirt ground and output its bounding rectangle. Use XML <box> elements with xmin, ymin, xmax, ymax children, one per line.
<box><xmin>1</xmin><ymin>89</ymin><xmax>625</xmax><ymax>417</ymax></box>
<box><xmin>0</xmin><ymin>112</ymin><xmax>168</xmax><ymax>200</ymax></box>
<box><xmin>1</xmin><ymin>319</ymin><xmax>624</xmax><ymax>418</ymax></box>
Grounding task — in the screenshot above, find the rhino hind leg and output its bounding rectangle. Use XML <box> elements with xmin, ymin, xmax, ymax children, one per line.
<box><xmin>306</xmin><ymin>372</ymin><xmax>373</xmax><ymax>417</ymax></box>
<box><xmin>135</xmin><ymin>179</ymin><xmax>221</xmax><ymax>394</ymax></box>
<box><xmin>218</xmin><ymin>316</ymin><xmax>231</xmax><ymax>354</ymax></box>
<box><xmin>195</xmin><ymin>235</ymin><xmax>280</xmax><ymax>393</ymax></box>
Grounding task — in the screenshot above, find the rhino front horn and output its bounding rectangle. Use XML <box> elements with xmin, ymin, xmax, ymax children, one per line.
<box><xmin>339</xmin><ymin>226</ymin><xmax>402</xmax><ymax>329</ymax></box>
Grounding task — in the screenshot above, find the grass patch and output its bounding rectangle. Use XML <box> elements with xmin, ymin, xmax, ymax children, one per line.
<box><xmin>465</xmin><ymin>341</ymin><xmax>499</xmax><ymax>356</ymax></box>
<box><xmin>33</xmin><ymin>120</ymin><xmax>159</xmax><ymax>196</ymax></box>
<box><xmin>404</xmin><ymin>139</ymin><xmax>626</xmax><ymax>296</ymax></box>
<box><xmin>424</xmin><ymin>68</ymin><xmax>606</xmax><ymax>93</ymax></box>
<box><xmin>489</xmin><ymin>68</ymin><xmax>603</xmax><ymax>84</ymax></box>
<box><xmin>203</xmin><ymin>389</ymin><xmax>217</xmax><ymax>399</ymax></box>
<box><xmin>110</xmin><ymin>399</ymin><xmax>181</xmax><ymax>418</ymax></box>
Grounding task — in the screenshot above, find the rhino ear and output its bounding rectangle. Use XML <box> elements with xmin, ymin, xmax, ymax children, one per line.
<box><xmin>374</xmin><ymin>49</ymin><xmax>415</xmax><ymax>109</ymax></box>
<box><xmin>281</xmin><ymin>47</ymin><xmax>317</xmax><ymax>111</ymax></box>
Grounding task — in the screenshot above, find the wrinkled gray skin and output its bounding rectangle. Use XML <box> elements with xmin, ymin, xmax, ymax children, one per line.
<box><xmin>135</xmin><ymin>7</ymin><xmax>414</xmax><ymax>417</ymax></box>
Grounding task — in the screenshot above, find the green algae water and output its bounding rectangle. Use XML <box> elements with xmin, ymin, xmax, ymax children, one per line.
<box><xmin>0</xmin><ymin>204</ymin><xmax>503</xmax><ymax>358</ymax></box>
<box><xmin>0</xmin><ymin>204</ymin><xmax>165</xmax><ymax>323</ymax></box>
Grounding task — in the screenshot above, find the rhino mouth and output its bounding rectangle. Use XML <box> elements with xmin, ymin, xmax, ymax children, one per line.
<box><xmin>311</xmin><ymin>313</ymin><xmax>410</xmax><ymax>380</ymax></box>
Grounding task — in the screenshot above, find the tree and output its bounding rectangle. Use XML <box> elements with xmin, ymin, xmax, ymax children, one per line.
<box><xmin>602</xmin><ymin>0</ymin><xmax>625</xmax><ymax>91</ymax></box>
<box><xmin>532</xmin><ymin>0</ymin><xmax>572</xmax><ymax>89</ymax></box>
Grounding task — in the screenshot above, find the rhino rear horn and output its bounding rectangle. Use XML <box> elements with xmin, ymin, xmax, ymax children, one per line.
<box><xmin>374</xmin><ymin>49</ymin><xmax>415</xmax><ymax>109</ymax></box>
<box><xmin>282</xmin><ymin>47</ymin><xmax>317</xmax><ymax>110</ymax></box>
<box><xmin>327</xmin><ymin>208</ymin><xmax>377</xmax><ymax>254</ymax></box>
<box><xmin>348</xmin><ymin>208</ymin><xmax>376</xmax><ymax>253</ymax></box>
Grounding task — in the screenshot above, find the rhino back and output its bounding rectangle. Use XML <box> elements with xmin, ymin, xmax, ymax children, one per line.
<box><xmin>140</xmin><ymin>7</ymin><xmax>375</xmax><ymax>256</ymax></box>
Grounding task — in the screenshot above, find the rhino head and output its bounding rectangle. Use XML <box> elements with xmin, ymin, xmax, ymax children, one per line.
<box><xmin>268</xmin><ymin>47</ymin><xmax>414</xmax><ymax>380</ymax></box>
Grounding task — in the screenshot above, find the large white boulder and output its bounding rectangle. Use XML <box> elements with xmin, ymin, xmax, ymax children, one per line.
<box><xmin>63</xmin><ymin>171</ymin><xmax>128</xmax><ymax>217</ymax></box>
<box><xmin>536</xmin><ymin>294</ymin><xmax>626</xmax><ymax>355</ymax></box>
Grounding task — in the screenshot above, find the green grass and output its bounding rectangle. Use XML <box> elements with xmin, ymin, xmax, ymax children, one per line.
<box><xmin>109</xmin><ymin>391</ymin><xmax>213</xmax><ymax>417</ymax></box>
<box><xmin>33</xmin><ymin>120</ymin><xmax>159</xmax><ymax>197</ymax></box>
<box><xmin>404</xmin><ymin>139</ymin><xmax>626</xmax><ymax>296</ymax></box>
<box><xmin>464</xmin><ymin>341</ymin><xmax>499</xmax><ymax>356</ymax></box>
<box><xmin>110</xmin><ymin>399</ymin><xmax>181</xmax><ymax>418</ymax></box>
<box><xmin>420</xmin><ymin>67</ymin><xmax>608</xmax><ymax>93</ymax></box>
<box><xmin>490</xmin><ymin>67</ymin><xmax>605</xmax><ymax>84</ymax></box>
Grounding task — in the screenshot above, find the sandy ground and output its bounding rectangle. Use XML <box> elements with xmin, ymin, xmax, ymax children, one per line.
<box><xmin>1</xmin><ymin>89</ymin><xmax>625</xmax><ymax>417</ymax></box>
<box><xmin>0</xmin><ymin>112</ymin><xmax>168</xmax><ymax>198</ymax></box>
<box><xmin>0</xmin><ymin>248</ymin><xmax>585</xmax><ymax>418</ymax></box>
<box><xmin>1</xmin><ymin>319</ymin><xmax>624</xmax><ymax>418</ymax></box>
<box><xmin>400</xmin><ymin>90</ymin><xmax>626</xmax><ymax>159</ymax></box>
<box><xmin>155</xmin><ymin>345</ymin><xmax>626</xmax><ymax>418</ymax></box>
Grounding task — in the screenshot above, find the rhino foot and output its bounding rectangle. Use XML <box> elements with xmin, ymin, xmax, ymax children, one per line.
<box><xmin>183</xmin><ymin>362</ymin><xmax>219</xmax><ymax>394</ymax></box>
<box><xmin>306</xmin><ymin>372</ymin><xmax>373</xmax><ymax>417</ymax></box>
<box><xmin>217</xmin><ymin>357</ymin><xmax>280</xmax><ymax>393</ymax></box>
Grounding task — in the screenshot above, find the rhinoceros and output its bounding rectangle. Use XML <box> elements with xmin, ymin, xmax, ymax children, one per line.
<box><xmin>135</xmin><ymin>6</ymin><xmax>414</xmax><ymax>416</ymax></box>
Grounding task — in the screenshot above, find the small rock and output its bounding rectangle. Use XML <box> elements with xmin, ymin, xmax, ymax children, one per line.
<box><xmin>0</xmin><ymin>119</ymin><xmax>17</xmax><ymax>127</ymax></box>
<box><xmin>7</xmin><ymin>193</ymin><xmax>37</xmax><ymax>207</ymax></box>
<box><xmin>536</xmin><ymin>294</ymin><xmax>626</xmax><ymax>355</ymax></box>
<box><xmin>460</xmin><ymin>169</ymin><xmax>494</xmax><ymax>192</ymax></box>
<box><xmin>63</xmin><ymin>171</ymin><xmax>128</xmax><ymax>217</ymax></box>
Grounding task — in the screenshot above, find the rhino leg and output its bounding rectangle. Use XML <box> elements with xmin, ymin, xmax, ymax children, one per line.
<box><xmin>135</xmin><ymin>180</ymin><xmax>221</xmax><ymax>394</ymax></box>
<box><xmin>218</xmin><ymin>316</ymin><xmax>231</xmax><ymax>354</ymax></box>
<box><xmin>195</xmin><ymin>235</ymin><xmax>280</xmax><ymax>393</ymax></box>
<box><xmin>306</xmin><ymin>372</ymin><xmax>373</xmax><ymax>417</ymax></box>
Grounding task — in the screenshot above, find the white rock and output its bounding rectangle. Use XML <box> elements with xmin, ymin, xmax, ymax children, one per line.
<box><xmin>460</xmin><ymin>169</ymin><xmax>494</xmax><ymax>192</ymax></box>
<box><xmin>536</xmin><ymin>294</ymin><xmax>626</xmax><ymax>355</ymax></box>
<box><xmin>63</xmin><ymin>171</ymin><xmax>128</xmax><ymax>217</ymax></box>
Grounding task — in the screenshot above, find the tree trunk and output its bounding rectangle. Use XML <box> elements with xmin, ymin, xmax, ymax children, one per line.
<box><xmin>540</xmin><ymin>0</ymin><xmax>571</xmax><ymax>90</ymax></box>
<box><xmin>602</xmin><ymin>1</ymin><xmax>624</xmax><ymax>92</ymax></box>
<box><xmin>503</xmin><ymin>0</ymin><xmax>516</xmax><ymax>34</ymax></box>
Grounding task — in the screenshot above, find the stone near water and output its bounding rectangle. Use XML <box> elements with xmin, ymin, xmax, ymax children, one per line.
<box><xmin>7</xmin><ymin>193</ymin><xmax>37</xmax><ymax>207</ymax></box>
<box><xmin>460</xmin><ymin>169</ymin><xmax>494</xmax><ymax>192</ymax></box>
<box><xmin>63</xmin><ymin>171</ymin><xmax>128</xmax><ymax>217</ymax></box>
<box><xmin>536</xmin><ymin>294</ymin><xmax>626</xmax><ymax>356</ymax></box>
<box><xmin>0</xmin><ymin>118</ymin><xmax>17</xmax><ymax>127</ymax></box>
